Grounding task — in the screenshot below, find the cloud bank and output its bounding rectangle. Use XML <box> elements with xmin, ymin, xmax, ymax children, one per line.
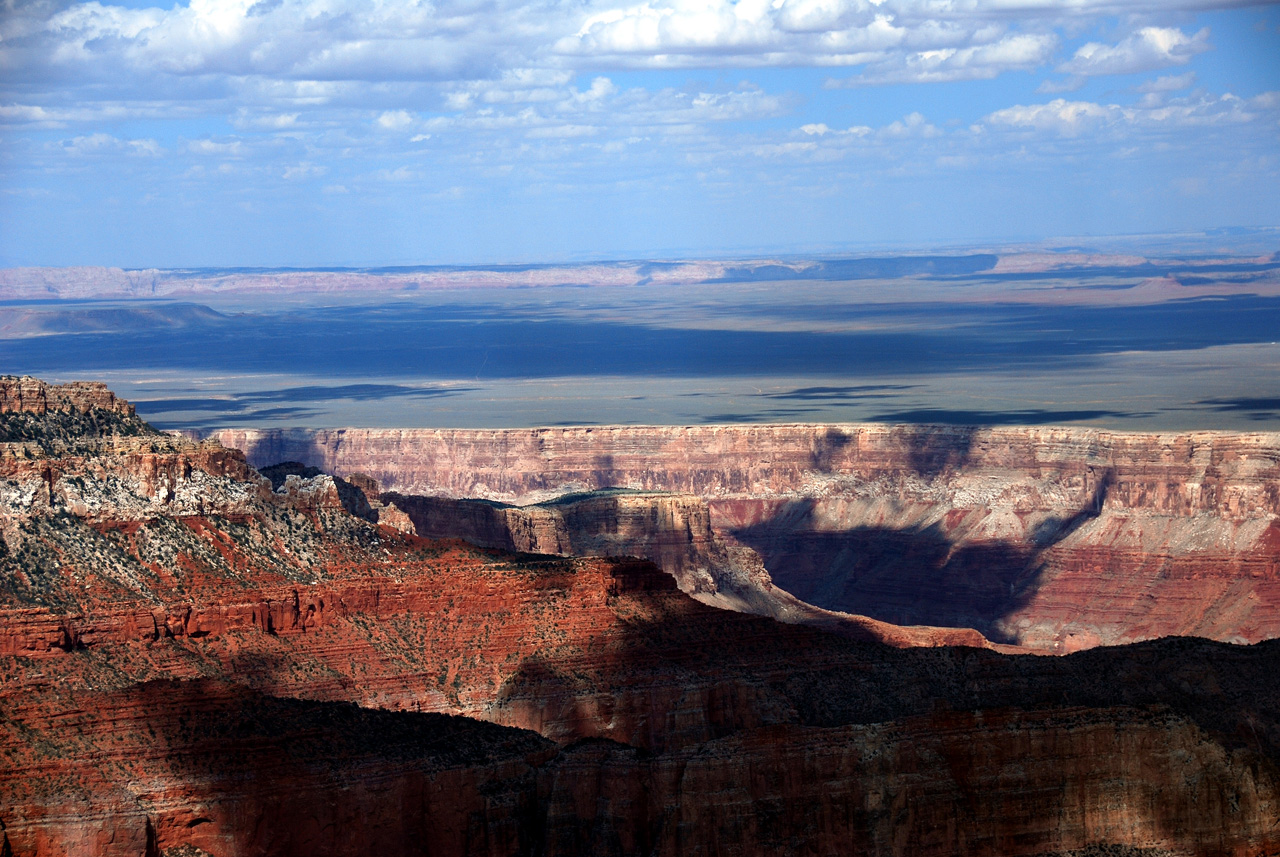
<box><xmin>0</xmin><ymin>0</ymin><xmax>1276</xmax><ymax>265</ymax></box>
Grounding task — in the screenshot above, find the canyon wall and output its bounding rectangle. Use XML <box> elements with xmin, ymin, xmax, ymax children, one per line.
<box><xmin>388</xmin><ymin>489</ymin><xmax>993</xmax><ymax>649</ymax></box>
<box><xmin>210</xmin><ymin>425</ymin><xmax>1280</xmax><ymax>650</ymax></box>
<box><xmin>4</xmin><ymin>385</ymin><xmax>1280</xmax><ymax>855</ymax></box>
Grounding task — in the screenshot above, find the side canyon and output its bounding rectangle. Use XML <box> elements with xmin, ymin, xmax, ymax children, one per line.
<box><xmin>211</xmin><ymin>424</ymin><xmax>1280</xmax><ymax>652</ymax></box>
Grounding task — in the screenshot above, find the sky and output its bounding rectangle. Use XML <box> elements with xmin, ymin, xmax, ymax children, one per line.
<box><xmin>1</xmin><ymin>0</ymin><xmax>1278</xmax><ymax>267</ymax></box>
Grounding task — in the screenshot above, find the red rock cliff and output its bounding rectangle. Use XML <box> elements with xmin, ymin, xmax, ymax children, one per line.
<box><xmin>0</xmin><ymin>375</ymin><xmax>134</xmax><ymax>416</ymax></box>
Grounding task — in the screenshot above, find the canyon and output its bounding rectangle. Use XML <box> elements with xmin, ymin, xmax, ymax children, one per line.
<box><xmin>210</xmin><ymin>423</ymin><xmax>1280</xmax><ymax>652</ymax></box>
<box><xmin>2</xmin><ymin>377</ymin><xmax>1280</xmax><ymax>856</ymax></box>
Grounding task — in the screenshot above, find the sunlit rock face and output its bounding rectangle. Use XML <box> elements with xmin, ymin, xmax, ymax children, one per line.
<box><xmin>212</xmin><ymin>424</ymin><xmax>1280</xmax><ymax>651</ymax></box>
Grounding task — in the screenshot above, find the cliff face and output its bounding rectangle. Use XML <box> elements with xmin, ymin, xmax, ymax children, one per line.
<box><xmin>207</xmin><ymin>424</ymin><xmax>1280</xmax><ymax>513</ymax></box>
<box><xmin>387</xmin><ymin>489</ymin><xmax>994</xmax><ymax>649</ymax></box>
<box><xmin>387</xmin><ymin>489</ymin><xmax>758</xmax><ymax>604</ymax></box>
<box><xmin>5</xmin><ymin>387</ymin><xmax>1280</xmax><ymax>856</ymax></box>
<box><xmin>210</xmin><ymin>424</ymin><xmax>1280</xmax><ymax>650</ymax></box>
<box><xmin>0</xmin><ymin>376</ymin><xmax>135</xmax><ymax>417</ymax></box>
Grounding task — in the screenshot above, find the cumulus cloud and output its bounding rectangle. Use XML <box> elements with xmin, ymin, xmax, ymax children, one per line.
<box><xmin>985</xmin><ymin>98</ymin><xmax>1122</xmax><ymax>135</ymax></box>
<box><xmin>2</xmin><ymin>0</ymin><xmax>1267</xmax><ymax>235</ymax></box>
<box><xmin>1059</xmin><ymin>26</ymin><xmax>1210</xmax><ymax>77</ymax></box>
<box><xmin>425</xmin><ymin>77</ymin><xmax>788</xmax><ymax>145</ymax></box>
<box><xmin>880</xmin><ymin>111</ymin><xmax>939</xmax><ymax>137</ymax></box>
<box><xmin>830</xmin><ymin>32</ymin><xmax>1056</xmax><ymax>85</ymax></box>
<box><xmin>377</xmin><ymin>109</ymin><xmax>416</xmax><ymax>130</ymax></box>
<box><xmin>1</xmin><ymin>0</ymin><xmax>1236</xmax><ymax>96</ymax></box>
<box><xmin>0</xmin><ymin>104</ymin><xmax>65</xmax><ymax>125</ymax></box>
<box><xmin>282</xmin><ymin>161</ymin><xmax>326</xmax><ymax>179</ymax></box>
<box><xmin>230</xmin><ymin>110</ymin><xmax>299</xmax><ymax>130</ymax></box>
<box><xmin>0</xmin><ymin>101</ymin><xmax>184</xmax><ymax>126</ymax></box>
<box><xmin>374</xmin><ymin>165</ymin><xmax>421</xmax><ymax>181</ymax></box>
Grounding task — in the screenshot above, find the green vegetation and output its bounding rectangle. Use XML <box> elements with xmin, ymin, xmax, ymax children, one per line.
<box><xmin>0</xmin><ymin>407</ymin><xmax>161</xmax><ymax>449</ymax></box>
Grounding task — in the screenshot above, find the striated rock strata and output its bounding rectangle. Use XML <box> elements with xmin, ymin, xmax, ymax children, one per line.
<box><xmin>3</xmin><ymin>381</ymin><xmax>1280</xmax><ymax>856</ymax></box>
<box><xmin>388</xmin><ymin>488</ymin><xmax>992</xmax><ymax>649</ymax></box>
<box><xmin>209</xmin><ymin>424</ymin><xmax>1280</xmax><ymax>651</ymax></box>
<box><xmin>0</xmin><ymin>376</ymin><xmax>135</xmax><ymax>417</ymax></box>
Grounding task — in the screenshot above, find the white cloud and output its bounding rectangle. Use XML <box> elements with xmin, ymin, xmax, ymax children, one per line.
<box><xmin>186</xmin><ymin>138</ymin><xmax>245</xmax><ymax>155</ymax></box>
<box><xmin>5</xmin><ymin>0</ymin><xmax>1237</xmax><ymax>98</ymax></box>
<box><xmin>57</xmin><ymin>132</ymin><xmax>163</xmax><ymax>156</ymax></box>
<box><xmin>1036</xmin><ymin>76</ymin><xmax>1084</xmax><ymax>94</ymax></box>
<box><xmin>426</xmin><ymin>78</ymin><xmax>788</xmax><ymax>144</ymax></box>
<box><xmin>445</xmin><ymin>69</ymin><xmax>577</xmax><ymax>110</ymax></box>
<box><xmin>880</xmin><ymin>111</ymin><xmax>939</xmax><ymax>137</ymax></box>
<box><xmin>829</xmin><ymin>32</ymin><xmax>1056</xmax><ymax>85</ymax></box>
<box><xmin>377</xmin><ymin>109</ymin><xmax>416</xmax><ymax>130</ymax></box>
<box><xmin>1</xmin><ymin>0</ymin><xmax>1269</xmax><ymax>232</ymax></box>
<box><xmin>231</xmin><ymin>109</ymin><xmax>300</xmax><ymax>130</ymax></box>
<box><xmin>0</xmin><ymin>104</ymin><xmax>65</xmax><ymax>126</ymax></box>
<box><xmin>985</xmin><ymin>98</ymin><xmax>1122</xmax><ymax>135</ymax></box>
<box><xmin>282</xmin><ymin>161</ymin><xmax>326</xmax><ymax>179</ymax></box>
<box><xmin>374</xmin><ymin>165</ymin><xmax>421</xmax><ymax>181</ymax></box>
<box><xmin>1059</xmin><ymin>27</ymin><xmax>1210</xmax><ymax>77</ymax></box>
<box><xmin>527</xmin><ymin>123</ymin><xmax>601</xmax><ymax>137</ymax></box>
<box><xmin>983</xmin><ymin>89</ymin><xmax>1267</xmax><ymax>137</ymax></box>
<box><xmin>1137</xmin><ymin>71</ymin><xmax>1197</xmax><ymax>93</ymax></box>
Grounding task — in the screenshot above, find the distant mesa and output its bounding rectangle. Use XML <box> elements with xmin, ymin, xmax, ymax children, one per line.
<box><xmin>0</xmin><ymin>251</ymin><xmax>1208</xmax><ymax>300</ymax></box>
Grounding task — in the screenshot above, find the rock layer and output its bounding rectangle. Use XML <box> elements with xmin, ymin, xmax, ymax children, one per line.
<box><xmin>210</xmin><ymin>424</ymin><xmax>1280</xmax><ymax>650</ymax></box>
<box><xmin>0</xmin><ymin>376</ymin><xmax>135</xmax><ymax>417</ymax></box>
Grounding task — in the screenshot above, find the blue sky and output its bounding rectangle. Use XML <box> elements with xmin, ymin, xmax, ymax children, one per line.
<box><xmin>1</xmin><ymin>0</ymin><xmax>1278</xmax><ymax>266</ymax></box>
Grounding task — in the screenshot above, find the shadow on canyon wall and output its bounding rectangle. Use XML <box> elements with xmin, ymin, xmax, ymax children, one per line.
<box><xmin>729</xmin><ymin>465</ymin><xmax>1114</xmax><ymax>643</ymax></box>
<box><xmin>236</xmin><ymin>432</ymin><xmax>335</xmax><ymax>475</ymax></box>
<box><xmin>808</xmin><ymin>424</ymin><xmax>981</xmax><ymax>479</ymax></box>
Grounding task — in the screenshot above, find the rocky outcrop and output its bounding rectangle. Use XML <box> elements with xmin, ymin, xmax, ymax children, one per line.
<box><xmin>210</xmin><ymin>425</ymin><xmax>1280</xmax><ymax>651</ymax></box>
<box><xmin>0</xmin><ymin>376</ymin><xmax>135</xmax><ymax>417</ymax></box>
<box><xmin>6</xmin><ymin>541</ymin><xmax>1280</xmax><ymax>856</ymax></box>
<box><xmin>2</xmin><ymin>679</ymin><xmax>558</xmax><ymax>857</ymax></box>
